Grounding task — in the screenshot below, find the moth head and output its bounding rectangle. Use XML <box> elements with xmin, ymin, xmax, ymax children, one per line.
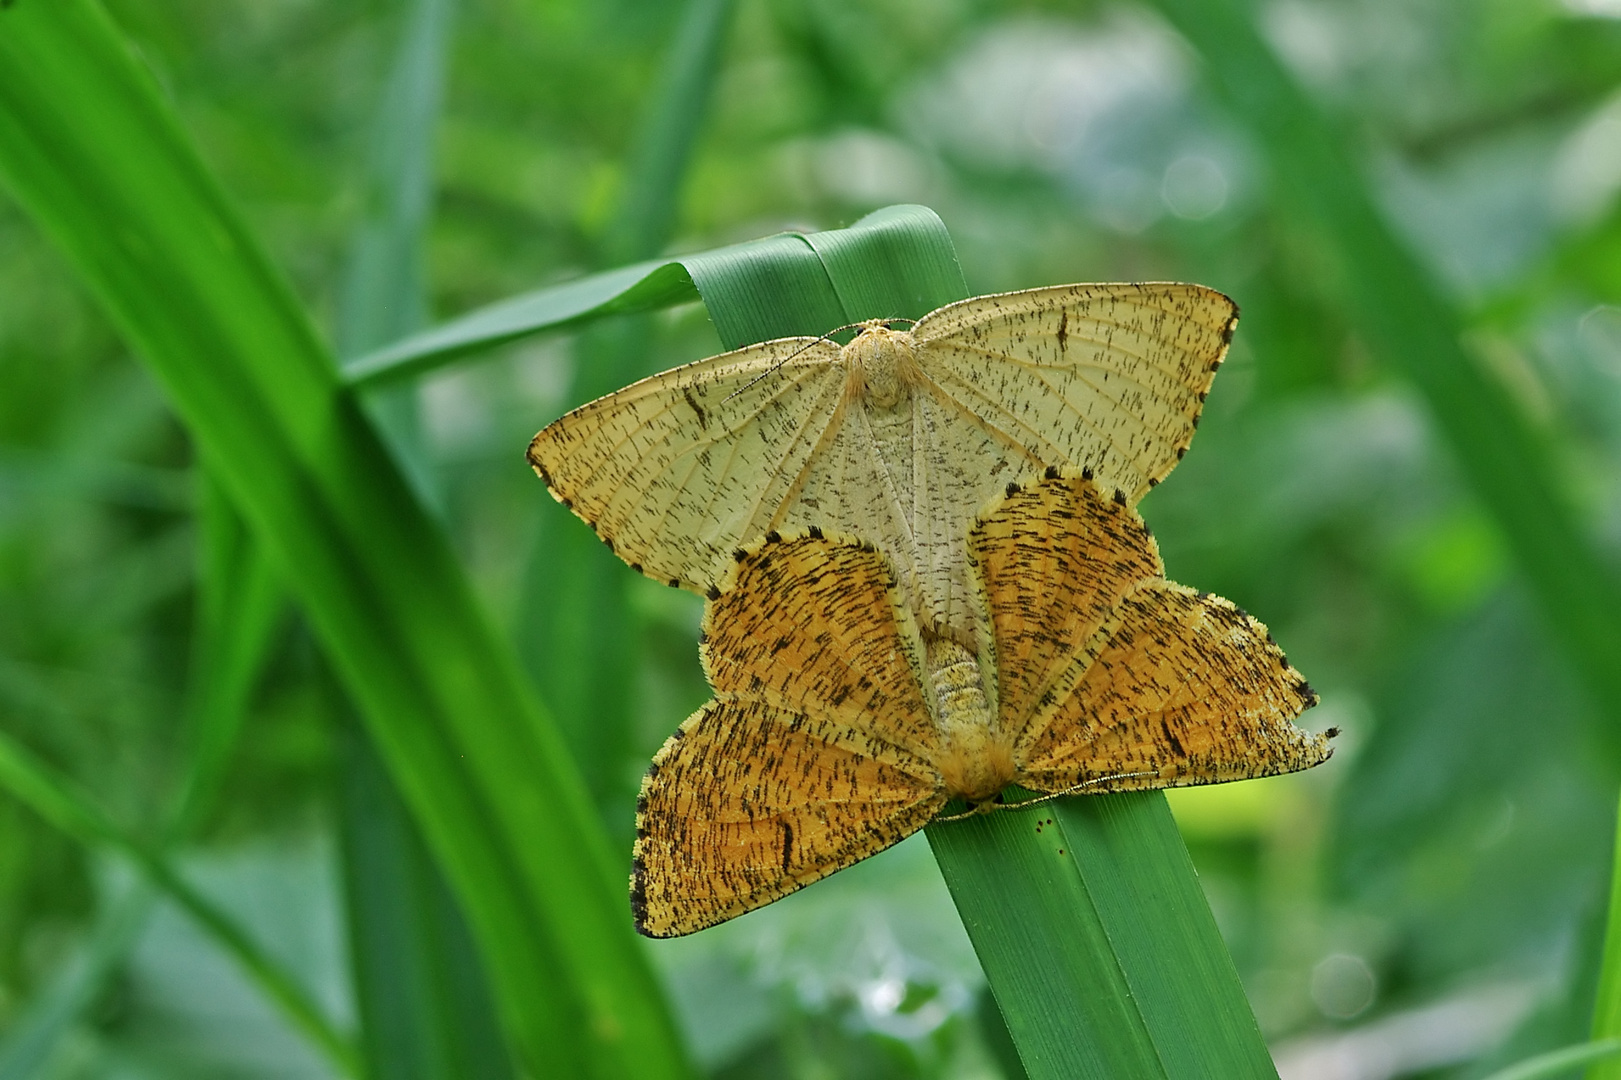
<box><xmin>843</xmin><ymin>323</ymin><xmax>920</xmax><ymax>410</ymax></box>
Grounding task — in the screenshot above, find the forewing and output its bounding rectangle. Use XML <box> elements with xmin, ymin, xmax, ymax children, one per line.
<box><xmin>528</xmin><ymin>337</ymin><xmax>845</xmax><ymax>592</ymax></box>
<box><xmin>914</xmin><ymin>283</ymin><xmax>1237</xmax><ymax>505</ymax></box>
<box><xmin>704</xmin><ymin>533</ymin><xmax>941</xmax><ymax>760</ymax></box>
<box><xmin>632</xmin><ymin>698</ymin><xmax>946</xmax><ymax>938</ymax></box>
<box><xmin>972</xmin><ymin>473</ymin><xmax>1163</xmax><ymax>743</ymax></box>
<box><xmin>1015</xmin><ymin>581</ymin><xmax>1331</xmax><ymax>794</ymax></box>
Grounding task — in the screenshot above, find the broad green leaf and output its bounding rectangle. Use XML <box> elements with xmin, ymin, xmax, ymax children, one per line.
<box><xmin>798</xmin><ymin>203</ymin><xmax>970</xmax><ymax>332</ymax></box>
<box><xmin>343</xmin><ymin>259</ymin><xmax>697</xmax><ymax>385</ymax></box>
<box><xmin>0</xmin><ymin>4</ymin><xmax>691</xmax><ymax>1077</ymax></box>
<box><xmin>931</xmin><ymin>795</ymin><xmax>1275</xmax><ymax>1078</ymax></box>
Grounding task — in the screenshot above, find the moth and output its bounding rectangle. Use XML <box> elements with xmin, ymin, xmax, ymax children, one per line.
<box><xmin>632</xmin><ymin>471</ymin><xmax>1333</xmax><ymax>938</ymax></box>
<box><xmin>529</xmin><ymin>283</ymin><xmax>1236</xmax><ymax>644</ymax></box>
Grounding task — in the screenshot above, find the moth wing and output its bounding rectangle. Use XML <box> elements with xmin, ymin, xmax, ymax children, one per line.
<box><xmin>527</xmin><ymin>337</ymin><xmax>845</xmax><ymax>592</ymax></box>
<box><xmin>632</xmin><ymin>698</ymin><xmax>947</xmax><ymax>938</ymax></box>
<box><xmin>914</xmin><ymin>283</ymin><xmax>1236</xmax><ymax>505</ymax></box>
<box><xmin>972</xmin><ymin>473</ymin><xmax>1163</xmax><ymax>744</ymax></box>
<box><xmin>1015</xmin><ymin>581</ymin><xmax>1331</xmax><ymax>794</ymax></box>
<box><xmin>704</xmin><ymin>534</ymin><xmax>942</xmax><ymax>760</ymax></box>
<box><xmin>903</xmin><ymin>389</ymin><xmax>1050</xmax><ymax>639</ymax></box>
<box><xmin>766</xmin><ymin>404</ymin><xmax>916</xmax><ymax>616</ymax></box>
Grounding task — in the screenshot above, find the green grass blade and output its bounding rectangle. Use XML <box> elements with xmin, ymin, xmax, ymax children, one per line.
<box><xmin>665</xmin><ymin>204</ymin><xmax>1273</xmax><ymax>1077</ymax></box>
<box><xmin>679</xmin><ymin>233</ymin><xmax>845</xmax><ymax>346</ymax></box>
<box><xmin>0</xmin><ymin>725</ymin><xmax>360</xmax><ymax>1076</ymax></box>
<box><xmin>942</xmin><ymin>798</ymin><xmax>1276</xmax><ymax>1079</ymax></box>
<box><xmin>0</xmin><ymin>885</ymin><xmax>155</xmax><ymax>1080</ymax></box>
<box><xmin>337</xmin><ymin>0</ymin><xmax>449</xmax><ymax>510</ymax></box>
<box><xmin>334</xmin><ymin>1</ymin><xmax>514</xmax><ymax>1074</ymax></box>
<box><xmin>343</xmin><ymin>259</ymin><xmax>696</xmax><ymax>385</ymax></box>
<box><xmin>345</xmin><ymin>202</ymin><xmax>963</xmax><ymax>384</ymax></box>
<box><xmin>975</xmin><ymin>989</ymin><xmax>1033</xmax><ymax>1080</ymax></box>
<box><xmin>601</xmin><ymin>0</ymin><xmax>737</xmax><ymax>264</ymax></box>
<box><xmin>1147</xmin><ymin>0</ymin><xmax>1621</xmax><ymax>744</ymax></box>
<box><xmin>929</xmin><ymin>813</ymin><xmax>1164</xmax><ymax>1077</ymax></box>
<box><xmin>172</xmin><ymin>467</ymin><xmax>285</xmax><ymax>834</ymax></box>
<box><xmin>1055</xmin><ymin>795</ymin><xmax>1273</xmax><ymax>1072</ymax></box>
<box><xmin>0</xmin><ymin>464</ymin><xmax>285</xmax><ymax>1075</ymax></box>
<box><xmin>796</xmin><ymin>204</ymin><xmax>968</xmax><ymax>330</ymax></box>
<box><xmin>1479</xmin><ymin>1038</ymin><xmax>1621</xmax><ymax>1080</ymax></box>
<box><xmin>339</xmin><ymin>719</ymin><xmax>513</xmax><ymax>1080</ymax></box>
<box><xmin>0</xmin><ymin>5</ymin><xmax>691</xmax><ymax>1077</ymax></box>
<box><xmin>519</xmin><ymin>0</ymin><xmax>740</xmax><ymax>823</ymax></box>
<box><xmin>333</xmin><ymin>0</ymin><xmax>446</xmax><ymax>364</ymax></box>
<box><xmin>1588</xmin><ymin>791</ymin><xmax>1621</xmax><ymax>1080</ymax></box>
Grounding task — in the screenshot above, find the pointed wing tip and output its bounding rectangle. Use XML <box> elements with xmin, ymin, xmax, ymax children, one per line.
<box><xmin>1165</xmin><ymin>281</ymin><xmax>1239</xmax><ymax>328</ymax></box>
<box><xmin>1307</xmin><ymin>723</ymin><xmax>1340</xmax><ymax>763</ymax></box>
<box><xmin>1204</xmin><ymin>285</ymin><xmax>1240</xmax><ymax>326</ymax></box>
<box><xmin>1269</xmin><ymin>692</ymin><xmax>1335</xmax><ymax>773</ymax></box>
<box><xmin>525</xmin><ymin>433</ymin><xmax>553</xmax><ymax>479</ymax></box>
<box><xmin>528</xmin><ymin>441</ymin><xmax>715</xmax><ymax>595</ymax></box>
<box><xmin>526</xmin><ymin>435</ymin><xmax>585</xmax><ymax>516</ymax></box>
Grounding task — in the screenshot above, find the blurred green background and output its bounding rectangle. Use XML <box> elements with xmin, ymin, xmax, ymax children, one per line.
<box><xmin>4</xmin><ymin>0</ymin><xmax>1621</xmax><ymax>1076</ymax></box>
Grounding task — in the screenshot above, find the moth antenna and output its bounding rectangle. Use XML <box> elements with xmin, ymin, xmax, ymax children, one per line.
<box><xmin>722</xmin><ymin>317</ymin><xmax>907</xmax><ymax>404</ymax></box>
<box><xmin>722</xmin><ymin>329</ymin><xmax>847</xmax><ymax>404</ymax></box>
<box><xmin>1015</xmin><ymin>772</ymin><xmax>1160</xmax><ymax>806</ymax></box>
<box><xmin>934</xmin><ymin>772</ymin><xmax>1160</xmax><ymax>822</ymax></box>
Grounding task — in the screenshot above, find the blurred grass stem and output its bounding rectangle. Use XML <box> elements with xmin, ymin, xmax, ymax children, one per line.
<box><xmin>0</xmin><ymin>726</ymin><xmax>361</xmax><ymax>1076</ymax></box>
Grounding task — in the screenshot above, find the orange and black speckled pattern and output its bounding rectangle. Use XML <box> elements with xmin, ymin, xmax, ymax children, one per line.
<box><xmin>967</xmin><ymin>469</ymin><xmax>1165</xmax><ymax>740</ymax></box>
<box><xmin>530</xmin><ymin>282</ymin><xmax>1237</xmax><ymax>641</ymax></box>
<box><xmin>1017</xmin><ymin>581</ymin><xmax>1324</xmax><ymax>792</ymax></box>
<box><xmin>631</xmin><ymin>472</ymin><xmax>1333</xmax><ymax>938</ymax></box>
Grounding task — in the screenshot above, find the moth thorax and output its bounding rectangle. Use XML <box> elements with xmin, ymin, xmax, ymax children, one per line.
<box><xmin>843</xmin><ymin>325</ymin><xmax>918</xmax><ymax>410</ymax></box>
<box><xmin>925</xmin><ymin>636</ymin><xmax>1014</xmax><ymax>803</ymax></box>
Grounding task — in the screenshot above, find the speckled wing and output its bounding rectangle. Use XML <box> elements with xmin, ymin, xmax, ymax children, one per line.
<box><xmin>914</xmin><ymin>283</ymin><xmax>1237</xmax><ymax>506</ymax></box>
<box><xmin>527</xmin><ymin>337</ymin><xmax>845</xmax><ymax>592</ymax></box>
<box><xmin>970</xmin><ymin>472</ymin><xmax>1163</xmax><ymax>743</ymax></box>
<box><xmin>635</xmin><ymin>533</ymin><xmax>950</xmax><ymax>938</ymax></box>
<box><xmin>1014</xmin><ymin>581</ymin><xmax>1330</xmax><ymax>794</ymax></box>
<box><xmin>632</xmin><ymin>698</ymin><xmax>948</xmax><ymax>938</ymax></box>
<box><xmin>702</xmin><ymin>533</ymin><xmax>941</xmax><ymax>761</ymax></box>
<box><xmin>628</xmin><ymin>697</ymin><xmax>946</xmax><ymax>934</ymax></box>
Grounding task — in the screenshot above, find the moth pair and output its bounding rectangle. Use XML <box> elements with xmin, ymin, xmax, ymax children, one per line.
<box><xmin>530</xmin><ymin>283</ymin><xmax>1333</xmax><ymax>937</ymax></box>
